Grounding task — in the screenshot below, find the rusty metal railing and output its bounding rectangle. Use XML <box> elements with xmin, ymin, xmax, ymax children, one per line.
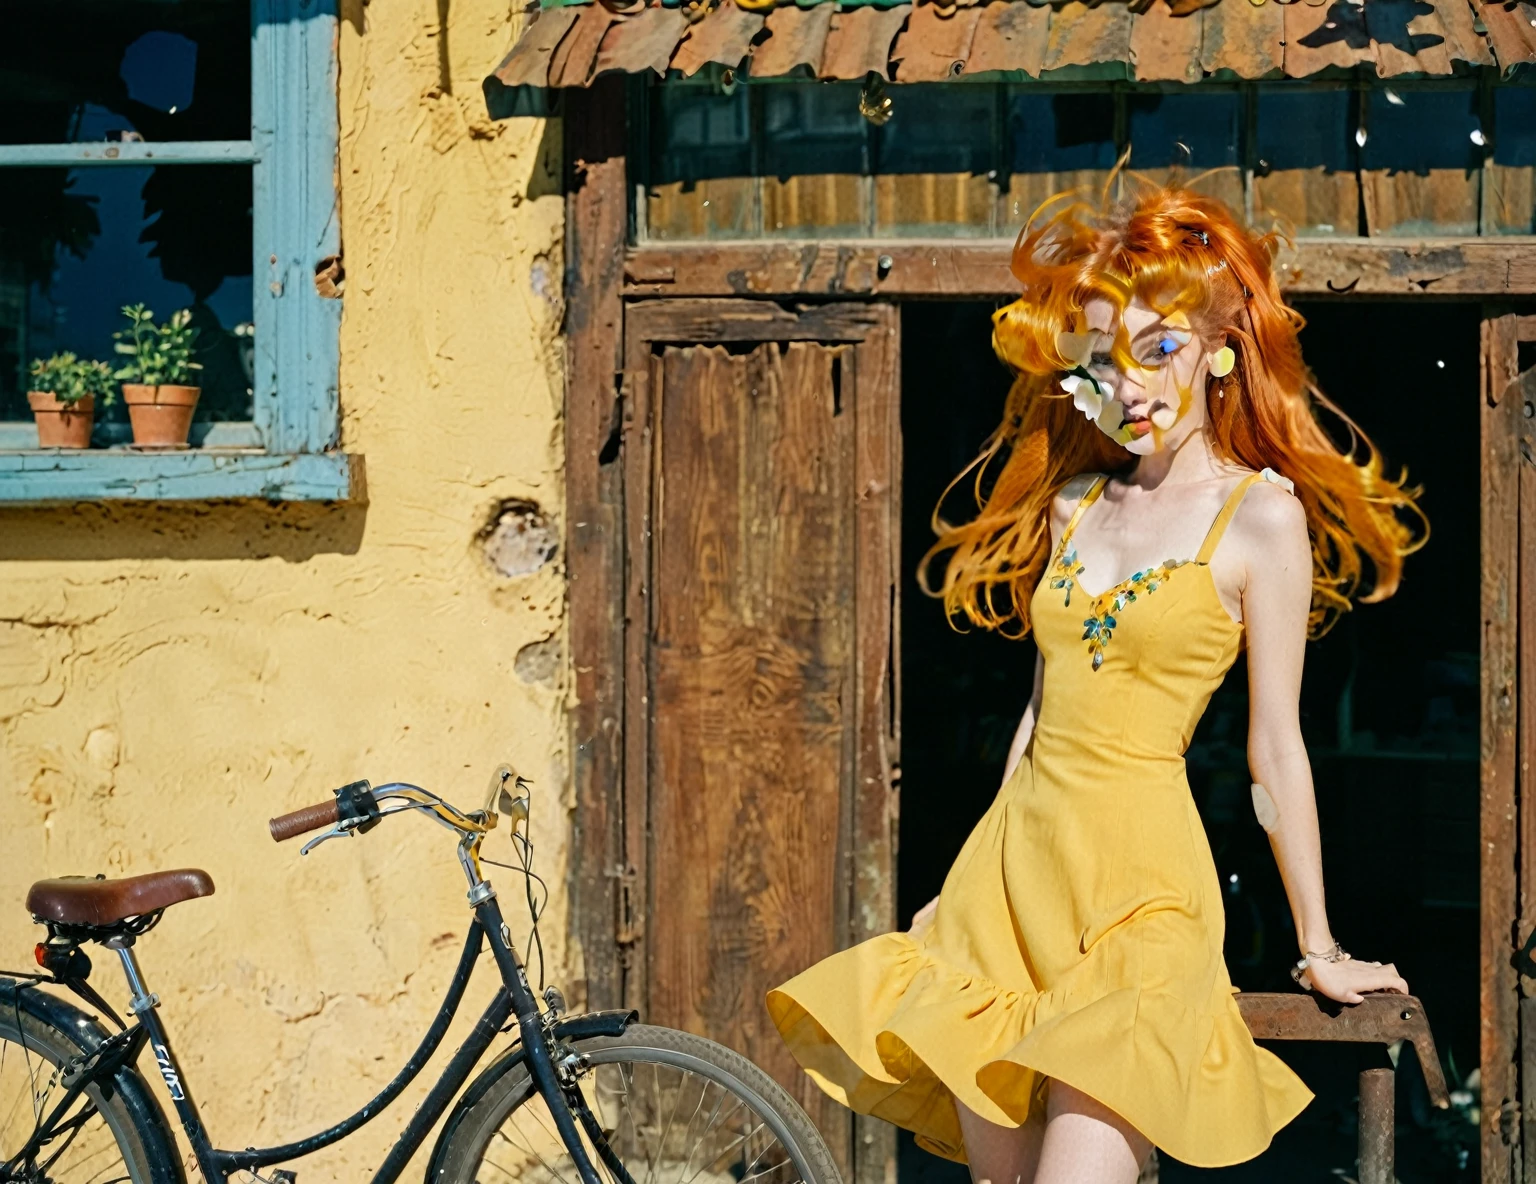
<box><xmin>1237</xmin><ymin>992</ymin><xmax>1451</xmax><ymax>1184</ymax></box>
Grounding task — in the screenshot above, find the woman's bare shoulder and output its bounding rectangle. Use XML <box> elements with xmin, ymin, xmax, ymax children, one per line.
<box><xmin>1051</xmin><ymin>472</ymin><xmax>1103</xmax><ymax>526</ymax></box>
<box><xmin>1229</xmin><ymin>473</ymin><xmax>1308</xmax><ymax>571</ymax></box>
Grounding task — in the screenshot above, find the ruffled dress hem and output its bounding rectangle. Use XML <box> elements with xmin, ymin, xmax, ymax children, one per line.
<box><xmin>765</xmin><ymin>931</ymin><xmax>1313</xmax><ymax>1169</ymax></box>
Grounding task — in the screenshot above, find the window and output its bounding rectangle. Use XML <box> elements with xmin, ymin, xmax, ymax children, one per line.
<box><xmin>634</xmin><ymin>78</ymin><xmax>1536</xmax><ymax>244</ymax></box>
<box><xmin>0</xmin><ymin>0</ymin><xmax>352</xmax><ymax>502</ymax></box>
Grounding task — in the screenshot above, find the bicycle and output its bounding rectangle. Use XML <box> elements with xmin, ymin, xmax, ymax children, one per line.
<box><xmin>1</xmin><ymin>766</ymin><xmax>841</xmax><ymax>1184</ymax></box>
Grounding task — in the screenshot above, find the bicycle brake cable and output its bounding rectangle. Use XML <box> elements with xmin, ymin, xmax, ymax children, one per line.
<box><xmin>481</xmin><ymin>833</ymin><xmax>548</xmax><ymax>991</ymax></box>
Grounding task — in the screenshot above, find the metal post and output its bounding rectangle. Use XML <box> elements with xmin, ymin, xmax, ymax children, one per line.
<box><xmin>1358</xmin><ymin>1067</ymin><xmax>1395</xmax><ymax>1184</ymax></box>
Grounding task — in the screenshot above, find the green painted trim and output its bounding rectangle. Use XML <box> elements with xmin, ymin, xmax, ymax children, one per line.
<box><xmin>0</xmin><ymin>451</ymin><xmax>362</xmax><ymax>503</ymax></box>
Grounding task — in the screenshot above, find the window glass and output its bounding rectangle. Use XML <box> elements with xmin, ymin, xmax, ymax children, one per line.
<box><xmin>1127</xmin><ymin>90</ymin><xmax>1242</xmax><ymax>212</ymax></box>
<box><xmin>650</xmin><ymin>85</ymin><xmax>752</xmax><ymax>184</ymax></box>
<box><xmin>873</xmin><ymin>85</ymin><xmax>997</xmax><ymax>236</ymax></box>
<box><xmin>1005</xmin><ymin>90</ymin><xmax>1116</xmax><ymax>230</ymax></box>
<box><xmin>1362</xmin><ymin>84</ymin><xmax>1480</xmax><ymax>175</ymax></box>
<box><xmin>0</xmin><ymin>165</ymin><xmax>253</xmax><ymax>429</ymax></box>
<box><xmin>761</xmin><ymin>83</ymin><xmax>869</xmax><ymax>237</ymax></box>
<box><xmin>1359</xmin><ymin>84</ymin><xmax>1480</xmax><ymax>235</ymax></box>
<box><xmin>1</xmin><ymin>1</ymin><xmax>250</xmax><ymax>144</ymax></box>
<box><xmin>0</xmin><ymin>0</ymin><xmax>253</xmax><ymax>432</ymax></box>
<box><xmin>875</xmin><ymin>86</ymin><xmax>995</xmax><ymax>176</ymax></box>
<box><xmin>632</xmin><ymin>80</ymin><xmax>1531</xmax><ymax>242</ymax></box>
<box><xmin>1254</xmin><ymin>86</ymin><xmax>1359</xmax><ymax>236</ymax></box>
<box><xmin>1490</xmin><ymin>86</ymin><xmax>1536</xmax><ymax>235</ymax></box>
<box><xmin>647</xmin><ymin>85</ymin><xmax>757</xmax><ymax>241</ymax></box>
<box><xmin>761</xmin><ymin>83</ymin><xmax>869</xmax><ymax>177</ymax></box>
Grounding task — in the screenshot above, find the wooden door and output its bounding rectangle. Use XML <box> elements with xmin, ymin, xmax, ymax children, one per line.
<box><xmin>1482</xmin><ymin>310</ymin><xmax>1536</xmax><ymax>1184</ymax></box>
<box><xmin>620</xmin><ymin>300</ymin><xmax>900</xmax><ymax>1184</ymax></box>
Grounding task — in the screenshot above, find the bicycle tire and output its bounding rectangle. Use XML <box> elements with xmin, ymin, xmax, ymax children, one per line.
<box><xmin>0</xmin><ymin>990</ymin><xmax>172</xmax><ymax>1184</ymax></box>
<box><xmin>436</xmin><ymin>1023</ymin><xmax>842</xmax><ymax>1184</ymax></box>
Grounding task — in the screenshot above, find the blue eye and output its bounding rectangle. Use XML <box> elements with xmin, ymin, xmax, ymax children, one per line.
<box><xmin>1158</xmin><ymin>337</ymin><xmax>1179</xmax><ymax>355</ymax></box>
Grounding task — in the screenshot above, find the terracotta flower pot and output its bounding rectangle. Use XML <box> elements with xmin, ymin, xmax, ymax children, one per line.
<box><xmin>27</xmin><ymin>391</ymin><xmax>95</xmax><ymax>449</ymax></box>
<box><xmin>122</xmin><ymin>384</ymin><xmax>200</xmax><ymax>448</ymax></box>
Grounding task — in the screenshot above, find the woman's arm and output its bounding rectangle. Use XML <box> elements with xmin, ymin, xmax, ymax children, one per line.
<box><xmin>1240</xmin><ymin>486</ymin><xmax>1408</xmax><ymax>1004</ymax></box>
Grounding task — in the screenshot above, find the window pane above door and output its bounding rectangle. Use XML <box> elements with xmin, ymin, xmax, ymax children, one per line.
<box><xmin>633</xmin><ymin>78</ymin><xmax>1536</xmax><ymax>243</ymax></box>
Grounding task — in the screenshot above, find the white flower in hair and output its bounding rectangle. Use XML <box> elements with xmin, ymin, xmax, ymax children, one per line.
<box><xmin>1057</xmin><ymin>328</ymin><xmax>1115</xmax><ymax>424</ymax></box>
<box><xmin>1060</xmin><ymin>372</ymin><xmax>1115</xmax><ymax>423</ymax></box>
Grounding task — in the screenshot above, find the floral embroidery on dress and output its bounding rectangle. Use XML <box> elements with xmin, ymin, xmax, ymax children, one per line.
<box><xmin>1079</xmin><ymin>559</ymin><xmax>1192</xmax><ymax>670</ymax></box>
<box><xmin>1049</xmin><ymin>546</ymin><xmax>1086</xmax><ymax>608</ymax></box>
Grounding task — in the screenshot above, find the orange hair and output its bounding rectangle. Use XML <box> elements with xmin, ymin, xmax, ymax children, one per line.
<box><xmin>922</xmin><ymin>184</ymin><xmax>1426</xmax><ymax>639</ymax></box>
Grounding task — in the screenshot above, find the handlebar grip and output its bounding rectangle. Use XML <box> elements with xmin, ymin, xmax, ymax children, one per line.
<box><xmin>269</xmin><ymin>799</ymin><xmax>341</xmax><ymax>842</ymax></box>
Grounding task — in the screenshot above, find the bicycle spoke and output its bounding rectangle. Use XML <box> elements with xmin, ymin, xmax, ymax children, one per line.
<box><xmin>736</xmin><ymin>1121</ymin><xmax>788</xmax><ymax>1183</ymax></box>
<box><xmin>680</xmin><ymin>1117</ymin><xmax>767</xmax><ymax>1184</ymax></box>
<box><xmin>79</xmin><ymin>1150</ymin><xmax>134</xmax><ymax>1184</ymax></box>
<box><xmin>675</xmin><ymin>1079</ymin><xmax>731</xmax><ymax>1184</ymax></box>
<box><xmin>687</xmin><ymin>1089</ymin><xmax>755</xmax><ymax>1181</ymax></box>
<box><xmin>0</xmin><ymin>1020</ymin><xmax>138</xmax><ymax>1184</ymax></box>
<box><xmin>738</xmin><ymin>1156</ymin><xmax>796</xmax><ymax>1184</ymax></box>
<box><xmin>614</xmin><ymin>1059</ymin><xmax>661</xmax><ymax>1184</ymax></box>
<box><xmin>494</xmin><ymin>1119</ymin><xmax>577</xmax><ymax>1184</ymax></box>
<box><xmin>478</xmin><ymin>1147</ymin><xmax>533</xmax><ymax>1184</ymax></box>
<box><xmin>469</xmin><ymin>1040</ymin><xmax>819</xmax><ymax>1184</ymax></box>
<box><xmin>0</xmin><ymin>1067</ymin><xmax>34</xmax><ymax>1148</ymax></box>
<box><xmin>35</xmin><ymin>1101</ymin><xmax>99</xmax><ymax>1172</ymax></box>
<box><xmin>644</xmin><ymin>1060</ymin><xmax>684</xmax><ymax>1184</ymax></box>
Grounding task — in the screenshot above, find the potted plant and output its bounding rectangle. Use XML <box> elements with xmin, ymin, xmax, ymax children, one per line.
<box><xmin>27</xmin><ymin>353</ymin><xmax>115</xmax><ymax>448</ymax></box>
<box><xmin>113</xmin><ymin>304</ymin><xmax>203</xmax><ymax>448</ymax></box>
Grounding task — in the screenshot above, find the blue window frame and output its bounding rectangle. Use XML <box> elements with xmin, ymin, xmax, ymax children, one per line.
<box><xmin>0</xmin><ymin>0</ymin><xmax>356</xmax><ymax>503</ymax></box>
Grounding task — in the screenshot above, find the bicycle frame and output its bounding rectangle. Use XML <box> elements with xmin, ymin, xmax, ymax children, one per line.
<box><xmin>10</xmin><ymin>779</ymin><xmax>628</xmax><ymax>1184</ymax></box>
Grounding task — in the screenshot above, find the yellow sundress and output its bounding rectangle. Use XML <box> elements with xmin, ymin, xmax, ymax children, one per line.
<box><xmin>766</xmin><ymin>470</ymin><xmax>1313</xmax><ymax>1168</ymax></box>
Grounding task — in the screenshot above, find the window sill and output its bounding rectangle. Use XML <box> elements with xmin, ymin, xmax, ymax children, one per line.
<box><xmin>0</xmin><ymin>449</ymin><xmax>363</xmax><ymax>504</ymax></box>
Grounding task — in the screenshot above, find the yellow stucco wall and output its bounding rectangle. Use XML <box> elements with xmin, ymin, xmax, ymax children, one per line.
<box><xmin>0</xmin><ymin>1</ymin><xmax>569</xmax><ymax>1178</ymax></box>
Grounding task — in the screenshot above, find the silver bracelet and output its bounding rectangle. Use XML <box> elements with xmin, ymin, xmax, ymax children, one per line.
<box><xmin>1290</xmin><ymin>941</ymin><xmax>1351</xmax><ymax>984</ymax></box>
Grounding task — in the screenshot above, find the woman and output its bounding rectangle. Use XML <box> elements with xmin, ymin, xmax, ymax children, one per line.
<box><xmin>766</xmin><ymin>185</ymin><xmax>1425</xmax><ymax>1183</ymax></box>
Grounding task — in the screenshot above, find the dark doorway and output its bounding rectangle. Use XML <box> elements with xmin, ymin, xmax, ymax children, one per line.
<box><xmin>897</xmin><ymin>300</ymin><xmax>1482</xmax><ymax>1184</ymax></box>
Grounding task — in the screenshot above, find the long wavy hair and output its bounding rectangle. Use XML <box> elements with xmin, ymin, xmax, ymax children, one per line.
<box><xmin>921</xmin><ymin>184</ymin><xmax>1426</xmax><ymax>639</ymax></box>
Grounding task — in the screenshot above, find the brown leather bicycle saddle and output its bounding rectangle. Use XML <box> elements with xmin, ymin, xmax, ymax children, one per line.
<box><xmin>27</xmin><ymin>869</ymin><xmax>215</xmax><ymax>927</ymax></box>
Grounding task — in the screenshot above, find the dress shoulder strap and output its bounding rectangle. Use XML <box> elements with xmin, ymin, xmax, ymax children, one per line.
<box><xmin>1059</xmin><ymin>474</ymin><xmax>1109</xmax><ymax>545</ymax></box>
<box><xmin>1195</xmin><ymin>471</ymin><xmax>1268</xmax><ymax>564</ymax></box>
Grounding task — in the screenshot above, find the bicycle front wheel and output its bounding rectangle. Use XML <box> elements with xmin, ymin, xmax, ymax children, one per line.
<box><xmin>436</xmin><ymin>1024</ymin><xmax>841</xmax><ymax>1184</ymax></box>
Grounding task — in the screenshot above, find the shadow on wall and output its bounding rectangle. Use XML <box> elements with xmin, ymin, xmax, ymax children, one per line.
<box><xmin>0</xmin><ymin>501</ymin><xmax>366</xmax><ymax>562</ymax></box>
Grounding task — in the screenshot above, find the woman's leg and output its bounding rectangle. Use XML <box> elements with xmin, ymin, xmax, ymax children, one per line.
<box><xmin>1032</xmin><ymin>1080</ymin><xmax>1153</xmax><ymax>1184</ymax></box>
<box><xmin>955</xmin><ymin>1098</ymin><xmax>1046</xmax><ymax>1184</ymax></box>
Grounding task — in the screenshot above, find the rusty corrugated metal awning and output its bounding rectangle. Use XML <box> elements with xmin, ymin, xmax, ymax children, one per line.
<box><xmin>485</xmin><ymin>0</ymin><xmax>1530</xmax><ymax>93</ymax></box>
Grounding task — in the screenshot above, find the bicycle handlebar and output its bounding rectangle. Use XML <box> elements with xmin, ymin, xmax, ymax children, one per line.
<box><xmin>269</xmin><ymin>774</ymin><xmax>520</xmax><ymax>849</ymax></box>
<box><xmin>269</xmin><ymin>799</ymin><xmax>342</xmax><ymax>842</ymax></box>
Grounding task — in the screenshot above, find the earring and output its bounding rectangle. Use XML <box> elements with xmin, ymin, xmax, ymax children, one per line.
<box><xmin>1209</xmin><ymin>346</ymin><xmax>1235</xmax><ymax>378</ymax></box>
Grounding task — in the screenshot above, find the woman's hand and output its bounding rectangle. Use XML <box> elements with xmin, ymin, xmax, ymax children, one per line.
<box><xmin>1298</xmin><ymin>954</ymin><xmax>1410</xmax><ymax>1004</ymax></box>
<box><xmin>909</xmin><ymin>896</ymin><xmax>939</xmax><ymax>939</ymax></box>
